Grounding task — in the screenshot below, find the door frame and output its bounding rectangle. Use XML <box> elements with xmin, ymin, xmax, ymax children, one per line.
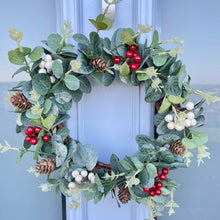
<box><xmin>55</xmin><ymin>0</ymin><xmax>161</xmax><ymax>219</ymax></box>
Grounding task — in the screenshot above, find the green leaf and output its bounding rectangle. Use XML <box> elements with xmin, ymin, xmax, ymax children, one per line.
<box><xmin>170</xmin><ymin>60</ymin><xmax>182</xmax><ymax>75</ymax></box>
<box><xmin>145</xmin><ymin>80</ymin><xmax>164</xmax><ymax>102</ymax></box>
<box><xmin>55</xmin><ymin>185</ymin><xmax>60</xmax><ymax>194</ymax></box>
<box><xmin>57</xmin><ymin>127</ymin><xmax>70</xmax><ymax>140</ymax></box>
<box><xmin>158</xmin><ymin>97</ymin><xmax>171</xmax><ymax>114</ymax></box>
<box><xmin>52</xmin><ymin>142</ymin><xmax>68</xmax><ymax>167</ymax></box>
<box><xmin>164</xmin><ymin>76</ymin><xmax>181</xmax><ymax>96</ymax></box>
<box><xmin>52</xmin><ymin>60</ymin><xmax>63</xmax><ymax>78</ymax></box>
<box><xmin>176</xmin><ymin>64</ymin><xmax>187</xmax><ymax>88</ymax></box>
<box><xmin>16</xmin><ymin>149</ymin><xmax>28</xmax><ymax>164</ymax></box>
<box><xmin>159</xmin><ymin>148</ymin><xmax>175</xmax><ymax>163</ymax></box>
<box><xmin>153</xmin><ymin>54</ymin><xmax>167</xmax><ymax>67</ymax></box>
<box><xmin>76</xmin><ymin>145</ymin><xmax>98</xmax><ymax>170</ymax></box>
<box><xmin>32</xmin><ymin>74</ymin><xmax>51</xmax><ymax>95</ymax></box>
<box><xmin>89</xmin><ymin>19</ymin><xmax>108</xmax><ymax>31</ymax></box>
<box><xmin>43</xmin><ymin>99</ymin><xmax>52</xmax><ymax>114</ymax></box>
<box><xmin>90</xmin><ymin>32</ymin><xmax>101</xmax><ymax>56</ymax></box>
<box><xmin>34</xmin><ymin>133</ymin><xmax>44</xmax><ymax>160</ymax></box>
<box><xmin>41</xmin><ymin>115</ymin><xmax>57</xmax><ymax>130</ymax></box>
<box><xmin>136</xmin><ymin>134</ymin><xmax>158</xmax><ymax>148</ymax></box>
<box><xmin>8</xmin><ymin>49</ymin><xmax>25</xmax><ymax>65</ymax></box>
<box><xmin>120</xmin><ymin>31</ymin><xmax>136</xmax><ymax>45</ymax></box>
<box><xmin>110</xmin><ymin>154</ymin><xmax>123</xmax><ymax>173</ymax></box>
<box><xmin>52</xmin><ymin>83</ymin><xmax>72</xmax><ymax>104</ymax></box>
<box><xmin>161</xmin><ymin>187</ymin><xmax>171</xmax><ymax>195</ymax></box>
<box><xmin>64</xmin><ymin>75</ymin><xmax>80</xmax><ymax>91</ymax></box>
<box><xmin>182</xmin><ymin>131</ymin><xmax>208</xmax><ymax>149</ymax></box>
<box><xmin>120</xmin><ymin>62</ymin><xmax>130</xmax><ymax>75</ymax></box>
<box><xmin>12</xmin><ymin>66</ymin><xmax>28</xmax><ymax>78</ymax></box>
<box><xmin>79</xmin><ymin>76</ymin><xmax>91</xmax><ymax>93</ymax></box>
<box><xmin>130</xmin><ymin>157</ymin><xmax>143</xmax><ymax>169</ymax></box>
<box><xmin>168</xmin><ymin>95</ymin><xmax>185</xmax><ymax>104</ymax></box>
<box><xmin>29</xmin><ymin>46</ymin><xmax>44</xmax><ymax>62</ymax></box>
<box><xmin>157</xmin><ymin>134</ymin><xmax>180</xmax><ymax>145</ymax></box>
<box><xmin>102</xmin><ymin>72</ymin><xmax>115</xmax><ymax>86</ymax></box>
<box><xmin>47</xmin><ymin>177</ymin><xmax>59</xmax><ymax>184</ymax></box>
<box><xmin>25</xmin><ymin>109</ymin><xmax>40</xmax><ymax>119</ymax></box>
<box><xmin>119</xmin><ymin>74</ymin><xmax>131</xmax><ymax>84</ymax></box>
<box><xmin>138</xmin><ymin>168</ymin><xmax>149</xmax><ymax>185</ymax></box>
<box><xmin>137</xmin><ymin>72</ymin><xmax>149</xmax><ymax>81</ymax></box>
<box><xmin>119</xmin><ymin>160</ymin><xmax>134</xmax><ymax>171</ymax></box>
<box><xmin>72</xmin><ymin>89</ymin><xmax>83</xmax><ymax>103</ymax></box>
<box><xmin>96</xmin><ymin>14</ymin><xmax>113</xmax><ymax>30</ymax></box>
<box><xmin>47</xmin><ymin>33</ymin><xmax>62</xmax><ymax>52</ymax></box>
<box><xmin>76</xmin><ymin>54</ymin><xmax>94</xmax><ymax>74</ymax></box>
<box><xmin>152</xmin><ymin>30</ymin><xmax>159</xmax><ymax>45</ymax></box>
<box><xmin>61</xmin><ymin>44</ymin><xmax>75</xmax><ymax>52</ymax></box>
<box><xmin>94</xmin><ymin>174</ymin><xmax>103</xmax><ymax>192</ymax></box>
<box><xmin>146</xmin><ymin>163</ymin><xmax>157</xmax><ymax>178</ymax></box>
<box><xmin>72</xmin><ymin>34</ymin><xmax>90</xmax><ymax>47</ymax></box>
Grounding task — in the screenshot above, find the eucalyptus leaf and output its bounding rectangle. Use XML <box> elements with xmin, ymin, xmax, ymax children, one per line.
<box><xmin>64</xmin><ymin>75</ymin><xmax>80</xmax><ymax>91</ymax></box>
<box><xmin>29</xmin><ymin>46</ymin><xmax>44</xmax><ymax>62</ymax></box>
<box><xmin>47</xmin><ymin>33</ymin><xmax>62</xmax><ymax>52</ymax></box>
<box><xmin>52</xmin><ymin>60</ymin><xmax>63</xmax><ymax>78</ymax></box>
<box><xmin>32</xmin><ymin>74</ymin><xmax>51</xmax><ymax>95</ymax></box>
<box><xmin>12</xmin><ymin>66</ymin><xmax>28</xmax><ymax>78</ymax></box>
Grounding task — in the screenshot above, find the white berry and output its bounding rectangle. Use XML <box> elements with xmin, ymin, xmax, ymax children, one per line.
<box><xmin>44</xmin><ymin>54</ymin><xmax>52</xmax><ymax>62</ymax></box>
<box><xmin>81</xmin><ymin>170</ymin><xmax>88</xmax><ymax>178</ymax></box>
<box><xmin>165</xmin><ymin>114</ymin><xmax>173</xmax><ymax>123</ymax></box>
<box><xmin>88</xmin><ymin>172</ymin><xmax>94</xmax><ymax>181</ymax></box>
<box><xmin>184</xmin><ymin>119</ymin><xmax>192</xmax><ymax>127</ymax></box>
<box><xmin>39</xmin><ymin>60</ymin><xmax>46</xmax><ymax>69</ymax></box>
<box><xmin>187</xmin><ymin>112</ymin><xmax>195</xmax><ymax>120</ymax></box>
<box><xmin>72</xmin><ymin>170</ymin><xmax>79</xmax><ymax>178</ymax></box>
<box><xmin>175</xmin><ymin>124</ymin><xmax>184</xmax><ymax>131</ymax></box>
<box><xmin>75</xmin><ymin>174</ymin><xmax>83</xmax><ymax>183</ymax></box>
<box><xmin>38</xmin><ymin>68</ymin><xmax>46</xmax><ymax>74</ymax></box>
<box><xmin>167</xmin><ymin>122</ymin><xmax>175</xmax><ymax>130</ymax></box>
<box><xmin>50</xmin><ymin>76</ymin><xmax>56</xmax><ymax>84</ymax></box>
<box><xmin>68</xmin><ymin>182</ymin><xmax>76</xmax><ymax>189</ymax></box>
<box><xmin>191</xmin><ymin>119</ymin><xmax>197</xmax><ymax>126</ymax></box>
<box><xmin>45</xmin><ymin>61</ymin><xmax>52</xmax><ymax>71</ymax></box>
<box><xmin>186</xmin><ymin>102</ymin><xmax>194</xmax><ymax>111</ymax></box>
<box><xmin>90</xmin><ymin>176</ymin><xmax>95</xmax><ymax>184</ymax></box>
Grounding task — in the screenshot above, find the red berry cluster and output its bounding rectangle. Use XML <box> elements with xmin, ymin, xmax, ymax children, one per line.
<box><xmin>113</xmin><ymin>45</ymin><xmax>142</xmax><ymax>72</ymax></box>
<box><xmin>143</xmin><ymin>168</ymin><xmax>169</xmax><ymax>197</ymax></box>
<box><xmin>24</xmin><ymin>126</ymin><xmax>50</xmax><ymax>145</ymax></box>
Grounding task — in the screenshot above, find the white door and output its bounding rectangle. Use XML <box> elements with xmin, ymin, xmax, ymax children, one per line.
<box><xmin>55</xmin><ymin>0</ymin><xmax>157</xmax><ymax>219</ymax></box>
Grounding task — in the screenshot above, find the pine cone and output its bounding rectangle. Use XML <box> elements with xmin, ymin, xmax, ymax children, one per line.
<box><xmin>36</xmin><ymin>158</ymin><xmax>56</xmax><ymax>175</ymax></box>
<box><xmin>10</xmin><ymin>92</ymin><xmax>32</xmax><ymax>111</ymax></box>
<box><xmin>118</xmin><ymin>184</ymin><xmax>131</xmax><ymax>204</ymax></box>
<box><xmin>89</xmin><ymin>57</ymin><xmax>107</xmax><ymax>72</ymax></box>
<box><xmin>170</xmin><ymin>140</ymin><xmax>186</xmax><ymax>156</ymax></box>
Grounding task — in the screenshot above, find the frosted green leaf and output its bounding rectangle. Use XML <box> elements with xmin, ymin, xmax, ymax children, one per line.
<box><xmin>52</xmin><ymin>141</ymin><xmax>67</xmax><ymax>167</ymax></box>
<box><xmin>64</xmin><ymin>75</ymin><xmax>80</xmax><ymax>91</ymax></box>
<box><xmin>168</xmin><ymin>95</ymin><xmax>185</xmax><ymax>104</ymax></box>
<box><xmin>52</xmin><ymin>60</ymin><xmax>63</xmax><ymax>78</ymax></box>
<box><xmin>146</xmin><ymin>163</ymin><xmax>157</xmax><ymax>179</ymax></box>
<box><xmin>120</xmin><ymin>31</ymin><xmax>136</xmax><ymax>45</ymax></box>
<box><xmin>32</xmin><ymin>74</ymin><xmax>51</xmax><ymax>95</ymax></box>
<box><xmin>120</xmin><ymin>62</ymin><xmax>130</xmax><ymax>75</ymax></box>
<box><xmin>29</xmin><ymin>46</ymin><xmax>44</xmax><ymax>62</ymax></box>
<box><xmin>47</xmin><ymin>33</ymin><xmax>62</xmax><ymax>52</ymax></box>
<box><xmin>158</xmin><ymin>97</ymin><xmax>171</xmax><ymax>113</ymax></box>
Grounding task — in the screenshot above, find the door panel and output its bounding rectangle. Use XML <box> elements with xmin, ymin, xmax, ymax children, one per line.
<box><xmin>62</xmin><ymin>0</ymin><xmax>155</xmax><ymax>219</ymax></box>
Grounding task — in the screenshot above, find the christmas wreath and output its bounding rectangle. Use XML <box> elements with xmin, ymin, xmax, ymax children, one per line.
<box><xmin>2</xmin><ymin>0</ymin><xmax>219</xmax><ymax>219</ymax></box>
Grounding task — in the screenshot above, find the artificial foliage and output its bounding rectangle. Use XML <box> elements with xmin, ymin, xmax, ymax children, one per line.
<box><xmin>2</xmin><ymin>0</ymin><xmax>220</xmax><ymax>219</ymax></box>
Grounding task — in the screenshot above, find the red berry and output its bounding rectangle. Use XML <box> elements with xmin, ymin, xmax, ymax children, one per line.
<box><xmin>30</xmin><ymin>138</ymin><xmax>38</xmax><ymax>145</ymax></box>
<box><xmin>130</xmin><ymin>45</ymin><xmax>137</xmax><ymax>51</ymax></box>
<box><xmin>136</xmin><ymin>63</ymin><xmax>140</xmax><ymax>68</ymax></box>
<box><xmin>155</xmin><ymin>172</ymin><xmax>160</xmax><ymax>179</ymax></box>
<box><xmin>156</xmin><ymin>181</ymin><xmax>163</xmax><ymax>188</ymax></box>
<box><xmin>130</xmin><ymin>63</ymin><xmax>138</xmax><ymax>71</ymax></box>
<box><xmin>151</xmin><ymin>184</ymin><xmax>156</xmax><ymax>190</ymax></box>
<box><xmin>143</xmin><ymin>187</ymin><xmax>150</xmax><ymax>193</ymax></box>
<box><xmin>155</xmin><ymin>188</ymin><xmax>161</xmax><ymax>196</ymax></box>
<box><xmin>25</xmin><ymin>129</ymin><xmax>30</xmax><ymax>135</ymax></box>
<box><xmin>126</xmin><ymin>51</ymin><xmax>133</xmax><ymax>58</ymax></box>
<box><xmin>159</xmin><ymin>174</ymin><xmax>166</xmax><ymax>181</ymax></box>
<box><xmin>162</xmin><ymin>168</ymin><xmax>169</xmax><ymax>175</ymax></box>
<box><xmin>35</xmin><ymin>127</ymin><xmax>41</xmax><ymax>134</ymax></box>
<box><xmin>26</xmin><ymin>126</ymin><xmax>35</xmax><ymax>135</ymax></box>
<box><xmin>25</xmin><ymin>136</ymin><xmax>31</xmax><ymax>142</ymax></box>
<box><xmin>42</xmin><ymin>135</ymin><xmax>50</xmax><ymax>142</ymax></box>
<box><xmin>133</xmin><ymin>55</ymin><xmax>142</xmax><ymax>63</ymax></box>
<box><xmin>30</xmin><ymin>133</ymin><xmax>36</xmax><ymax>138</ymax></box>
<box><xmin>133</xmin><ymin>52</ymin><xmax>139</xmax><ymax>57</ymax></box>
<box><xmin>149</xmin><ymin>190</ymin><xmax>155</xmax><ymax>197</ymax></box>
<box><xmin>113</xmin><ymin>56</ymin><xmax>121</xmax><ymax>64</ymax></box>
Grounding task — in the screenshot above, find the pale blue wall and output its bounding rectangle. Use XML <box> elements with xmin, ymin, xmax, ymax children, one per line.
<box><xmin>0</xmin><ymin>0</ymin><xmax>62</xmax><ymax>220</ymax></box>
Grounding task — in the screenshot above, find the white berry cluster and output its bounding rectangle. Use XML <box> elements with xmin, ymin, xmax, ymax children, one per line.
<box><xmin>38</xmin><ymin>54</ymin><xmax>62</xmax><ymax>84</ymax></box>
<box><xmin>68</xmin><ymin>169</ymin><xmax>95</xmax><ymax>189</ymax></box>
<box><xmin>165</xmin><ymin>102</ymin><xmax>197</xmax><ymax>131</ymax></box>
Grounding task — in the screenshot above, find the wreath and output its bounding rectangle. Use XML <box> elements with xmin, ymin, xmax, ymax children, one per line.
<box><xmin>2</xmin><ymin>1</ymin><xmax>219</xmax><ymax>219</ymax></box>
